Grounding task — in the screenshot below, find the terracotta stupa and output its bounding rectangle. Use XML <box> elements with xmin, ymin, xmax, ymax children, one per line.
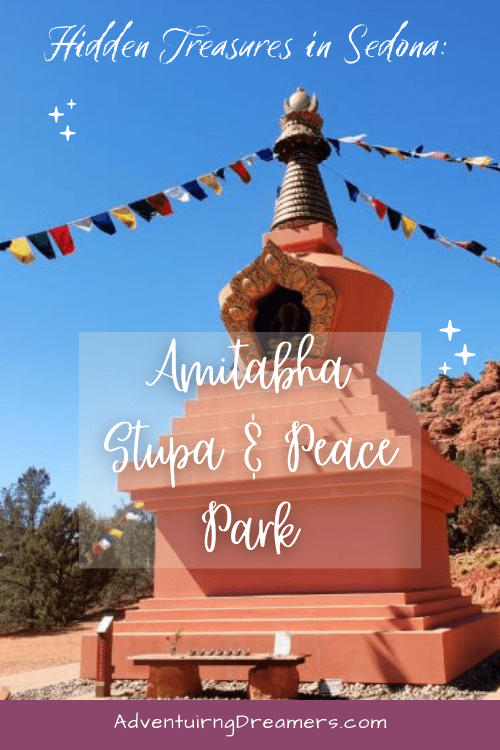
<box><xmin>81</xmin><ymin>89</ymin><xmax>500</xmax><ymax>684</ymax></box>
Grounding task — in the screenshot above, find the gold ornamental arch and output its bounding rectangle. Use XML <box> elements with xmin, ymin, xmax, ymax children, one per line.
<box><xmin>221</xmin><ymin>240</ymin><xmax>336</xmax><ymax>362</ymax></box>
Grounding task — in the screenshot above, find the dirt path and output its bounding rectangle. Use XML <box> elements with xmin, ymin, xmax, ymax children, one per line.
<box><xmin>0</xmin><ymin>622</ymin><xmax>95</xmax><ymax>676</ymax></box>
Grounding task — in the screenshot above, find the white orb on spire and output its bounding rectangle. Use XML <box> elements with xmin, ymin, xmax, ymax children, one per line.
<box><xmin>288</xmin><ymin>87</ymin><xmax>311</xmax><ymax>111</ymax></box>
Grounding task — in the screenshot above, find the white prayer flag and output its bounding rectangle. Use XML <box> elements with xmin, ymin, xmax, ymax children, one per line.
<box><xmin>164</xmin><ymin>186</ymin><xmax>190</xmax><ymax>203</ymax></box>
<box><xmin>72</xmin><ymin>217</ymin><xmax>93</xmax><ymax>232</ymax></box>
<box><xmin>126</xmin><ymin>512</ymin><xmax>140</xmax><ymax>521</ymax></box>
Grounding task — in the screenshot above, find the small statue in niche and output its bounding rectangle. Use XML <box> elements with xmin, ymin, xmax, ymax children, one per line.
<box><xmin>253</xmin><ymin>286</ymin><xmax>311</xmax><ymax>359</ymax></box>
<box><xmin>272</xmin><ymin>301</ymin><xmax>302</xmax><ymax>333</ymax></box>
<box><xmin>269</xmin><ymin>301</ymin><xmax>306</xmax><ymax>357</ymax></box>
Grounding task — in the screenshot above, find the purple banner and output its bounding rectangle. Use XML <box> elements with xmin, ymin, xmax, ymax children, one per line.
<box><xmin>0</xmin><ymin>700</ymin><xmax>494</xmax><ymax>750</ymax></box>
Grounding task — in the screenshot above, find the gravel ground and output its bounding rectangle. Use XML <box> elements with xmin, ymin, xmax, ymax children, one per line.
<box><xmin>11</xmin><ymin>651</ymin><xmax>500</xmax><ymax>700</ymax></box>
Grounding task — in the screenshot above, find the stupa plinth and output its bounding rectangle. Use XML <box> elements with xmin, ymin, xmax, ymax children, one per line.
<box><xmin>81</xmin><ymin>89</ymin><xmax>500</xmax><ymax>685</ymax></box>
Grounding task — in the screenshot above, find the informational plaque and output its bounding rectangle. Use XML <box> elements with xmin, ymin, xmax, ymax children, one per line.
<box><xmin>273</xmin><ymin>631</ymin><xmax>292</xmax><ymax>656</ymax></box>
<box><xmin>319</xmin><ymin>678</ymin><xmax>342</xmax><ymax>696</ymax></box>
<box><xmin>96</xmin><ymin>614</ymin><xmax>114</xmax><ymax>634</ymax></box>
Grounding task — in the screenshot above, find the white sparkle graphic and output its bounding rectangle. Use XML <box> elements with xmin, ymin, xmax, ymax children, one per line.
<box><xmin>455</xmin><ymin>345</ymin><xmax>475</xmax><ymax>365</ymax></box>
<box><xmin>60</xmin><ymin>126</ymin><xmax>75</xmax><ymax>141</ymax></box>
<box><xmin>439</xmin><ymin>320</ymin><xmax>460</xmax><ymax>341</ymax></box>
<box><xmin>49</xmin><ymin>107</ymin><xmax>64</xmax><ymax>123</ymax></box>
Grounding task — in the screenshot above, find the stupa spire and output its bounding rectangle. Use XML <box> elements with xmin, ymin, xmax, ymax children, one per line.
<box><xmin>271</xmin><ymin>87</ymin><xmax>337</xmax><ymax>231</ymax></box>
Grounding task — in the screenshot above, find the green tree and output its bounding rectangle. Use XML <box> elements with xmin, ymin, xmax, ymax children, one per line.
<box><xmin>0</xmin><ymin>468</ymin><xmax>55</xmax><ymax>628</ymax></box>
<box><xmin>447</xmin><ymin>454</ymin><xmax>500</xmax><ymax>553</ymax></box>
<box><xmin>0</xmin><ymin>469</ymin><xmax>115</xmax><ymax>630</ymax></box>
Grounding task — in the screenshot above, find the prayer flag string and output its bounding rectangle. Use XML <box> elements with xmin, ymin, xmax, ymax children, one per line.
<box><xmin>328</xmin><ymin>135</ymin><xmax>500</xmax><ymax>173</ymax></box>
<box><xmin>82</xmin><ymin>500</ymin><xmax>150</xmax><ymax>564</ymax></box>
<box><xmin>0</xmin><ymin>147</ymin><xmax>275</xmax><ymax>267</ymax></box>
<box><xmin>340</xmin><ymin>176</ymin><xmax>499</xmax><ymax>269</ymax></box>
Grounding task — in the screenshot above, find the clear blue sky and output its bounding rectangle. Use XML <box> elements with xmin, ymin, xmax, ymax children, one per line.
<box><xmin>1</xmin><ymin>0</ymin><xmax>499</xmax><ymax>511</ymax></box>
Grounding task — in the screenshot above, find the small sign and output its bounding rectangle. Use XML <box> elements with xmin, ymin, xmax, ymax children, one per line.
<box><xmin>319</xmin><ymin>678</ymin><xmax>342</xmax><ymax>696</ymax></box>
<box><xmin>273</xmin><ymin>631</ymin><xmax>291</xmax><ymax>656</ymax></box>
<box><xmin>97</xmin><ymin>615</ymin><xmax>114</xmax><ymax>634</ymax></box>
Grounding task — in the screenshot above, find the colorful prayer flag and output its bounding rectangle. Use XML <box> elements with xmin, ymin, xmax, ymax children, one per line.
<box><xmin>229</xmin><ymin>161</ymin><xmax>251</xmax><ymax>184</ymax></box>
<box><xmin>164</xmin><ymin>186</ymin><xmax>190</xmax><ymax>203</ymax></box>
<box><xmin>327</xmin><ymin>138</ymin><xmax>341</xmax><ymax>156</ymax></box>
<box><xmin>338</xmin><ymin>134</ymin><xmax>367</xmax><ymax>143</ymax></box>
<box><xmin>134</xmin><ymin>501</ymin><xmax>145</xmax><ymax>509</ymax></box>
<box><xmin>425</xmin><ymin>151</ymin><xmax>452</xmax><ymax>161</ymax></box>
<box><xmin>242</xmin><ymin>154</ymin><xmax>257</xmax><ymax>167</ymax></box>
<box><xmin>9</xmin><ymin>238</ymin><xmax>36</xmax><ymax>265</ymax></box>
<box><xmin>146</xmin><ymin>193</ymin><xmax>173</xmax><ymax>216</ymax></box>
<box><xmin>355</xmin><ymin>140</ymin><xmax>372</xmax><ymax>153</ymax></box>
<box><xmin>463</xmin><ymin>156</ymin><xmax>491</xmax><ymax>167</ymax></box>
<box><xmin>49</xmin><ymin>225</ymin><xmax>75</xmax><ymax>256</ymax></box>
<box><xmin>182</xmin><ymin>180</ymin><xmax>208</xmax><ymax>201</ymax></box>
<box><xmin>91</xmin><ymin>213</ymin><xmax>117</xmax><ymax>235</ymax></box>
<box><xmin>387</xmin><ymin>207</ymin><xmax>402</xmax><ymax>231</ymax></box>
<box><xmin>454</xmin><ymin>240</ymin><xmax>486</xmax><ymax>257</ymax></box>
<box><xmin>109</xmin><ymin>528</ymin><xmax>124</xmax><ymax>539</ymax></box>
<box><xmin>344</xmin><ymin>180</ymin><xmax>359</xmax><ymax>202</ymax></box>
<box><xmin>129</xmin><ymin>200</ymin><xmax>157</xmax><ymax>222</ymax></box>
<box><xmin>198</xmin><ymin>173</ymin><xmax>223</xmax><ymax>195</ymax></box>
<box><xmin>372</xmin><ymin>198</ymin><xmax>387</xmax><ymax>220</ymax></box>
<box><xmin>359</xmin><ymin>190</ymin><xmax>374</xmax><ymax>208</ymax></box>
<box><xmin>99</xmin><ymin>538</ymin><xmax>111</xmax><ymax>550</ymax></box>
<box><xmin>27</xmin><ymin>232</ymin><xmax>56</xmax><ymax>260</ymax></box>
<box><xmin>111</xmin><ymin>206</ymin><xmax>138</xmax><ymax>230</ymax></box>
<box><xmin>0</xmin><ymin>241</ymin><xmax>11</xmax><ymax>251</ymax></box>
<box><xmin>436</xmin><ymin>235</ymin><xmax>455</xmax><ymax>249</ymax></box>
<box><xmin>401</xmin><ymin>216</ymin><xmax>418</xmax><ymax>239</ymax></box>
<box><xmin>420</xmin><ymin>225</ymin><xmax>437</xmax><ymax>241</ymax></box>
<box><xmin>384</xmin><ymin>147</ymin><xmax>408</xmax><ymax>160</ymax></box>
<box><xmin>256</xmin><ymin>148</ymin><xmax>274</xmax><ymax>162</ymax></box>
<box><xmin>72</xmin><ymin>218</ymin><xmax>93</xmax><ymax>232</ymax></box>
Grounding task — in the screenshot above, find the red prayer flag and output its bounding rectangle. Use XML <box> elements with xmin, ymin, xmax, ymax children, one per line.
<box><xmin>229</xmin><ymin>161</ymin><xmax>252</xmax><ymax>184</ymax></box>
<box><xmin>49</xmin><ymin>225</ymin><xmax>75</xmax><ymax>256</ymax></box>
<box><xmin>146</xmin><ymin>193</ymin><xmax>173</xmax><ymax>216</ymax></box>
<box><xmin>372</xmin><ymin>198</ymin><xmax>387</xmax><ymax>220</ymax></box>
<box><xmin>355</xmin><ymin>141</ymin><xmax>372</xmax><ymax>153</ymax></box>
<box><xmin>92</xmin><ymin>544</ymin><xmax>103</xmax><ymax>557</ymax></box>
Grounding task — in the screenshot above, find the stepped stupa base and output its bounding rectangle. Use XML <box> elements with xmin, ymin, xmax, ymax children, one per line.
<box><xmin>81</xmin><ymin>589</ymin><xmax>500</xmax><ymax>685</ymax></box>
<box><xmin>81</xmin><ymin>91</ymin><xmax>500</xmax><ymax>688</ymax></box>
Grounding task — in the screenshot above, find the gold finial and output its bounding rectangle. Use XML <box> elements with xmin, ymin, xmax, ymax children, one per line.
<box><xmin>284</xmin><ymin>87</ymin><xmax>318</xmax><ymax>114</ymax></box>
<box><xmin>271</xmin><ymin>88</ymin><xmax>336</xmax><ymax>231</ymax></box>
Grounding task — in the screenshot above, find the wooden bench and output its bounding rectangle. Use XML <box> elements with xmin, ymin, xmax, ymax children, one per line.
<box><xmin>130</xmin><ymin>653</ymin><xmax>308</xmax><ymax>699</ymax></box>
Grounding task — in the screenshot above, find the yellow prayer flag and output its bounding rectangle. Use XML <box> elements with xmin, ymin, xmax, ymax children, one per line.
<box><xmin>109</xmin><ymin>528</ymin><xmax>124</xmax><ymax>538</ymax></box>
<box><xmin>134</xmin><ymin>501</ymin><xmax>144</xmax><ymax>509</ymax></box>
<box><xmin>385</xmin><ymin>147</ymin><xmax>408</xmax><ymax>160</ymax></box>
<box><xmin>9</xmin><ymin>237</ymin><xmax>36</xmax><ymax>265</ymax></box>
<box><xmin>111</xmin><ymin>207</ymin><xmax>137</xmax><ymax>230</ymax></box>
<box><xmin>198</xmin><ymin>173</ymin><xmax>223</xmax><ymax>196</ymax></box>
<box><xmin>464</xmin><ymin>155</ymin><xmax>491</xmax><ymax>167</ymax></box>
<box><xmin>401</xmin><ymin>216</ymin><xmax>418</xmax><ymax>240</ymax></box>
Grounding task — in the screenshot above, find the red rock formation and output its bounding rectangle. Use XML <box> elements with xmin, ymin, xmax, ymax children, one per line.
<box><xmin>410</xmin><ymin>362</ymin><xmax>500</xmax><ymax>461</ymax></box>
